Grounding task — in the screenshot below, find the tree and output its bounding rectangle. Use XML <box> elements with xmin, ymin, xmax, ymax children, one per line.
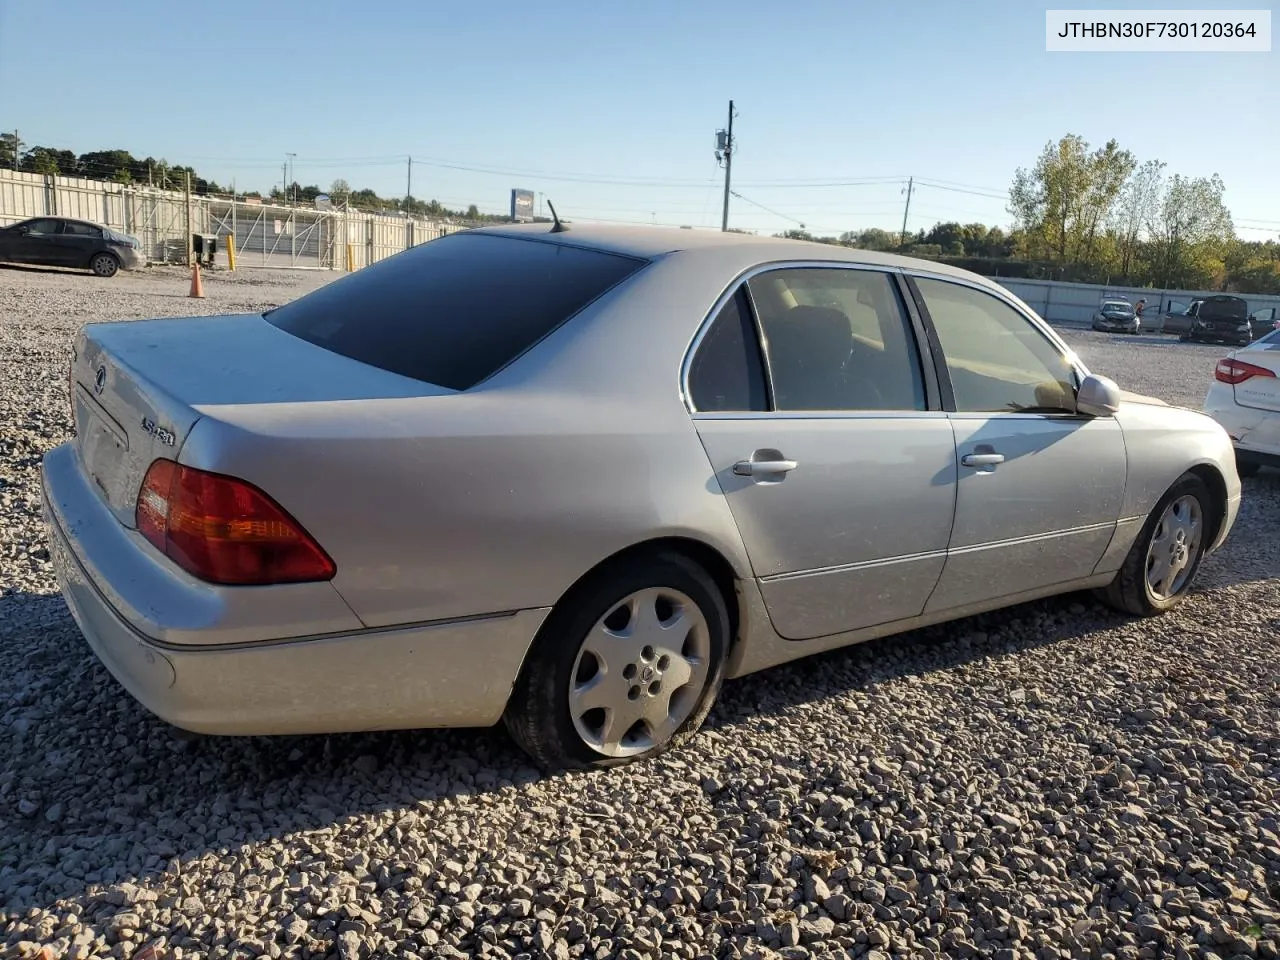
<box><xmin>1009</xmin><ymin>134</ymin><xmax>1134</xmax><ymax>265</ymax></box>
<box><xmin>18</xmin><ymin>147</ymin><xmax>62</xmax><ymax>175</ymax></box>
<box><xmin>0</xmin><ymin>132</ymin><xmax>16</xmax><ymax>169</ymax></box>
<box><xmin>78</xmin><ymin>149</ymin><xmax>139</xmax><ymax>181</ymax></box>
<box><xmin>1076</xmin><ymin>138</ymin><xmax>1135</xmax><ymax>265</ymax></box>
<box><xmin>1112</xmin><ymin>159</ymin><xmax>1165</xmax><ymax>277</ymax></box>
<box><xmin>329</xmin><ymin>178</ymin><xmax>351</xmax><ymax>205</ymax></box>
<box><xmin>840</xmin><ymin>228</ymin><xmax>898</xmax><ymax>251</ymax></box>
<box><xmin>1148</xmin><ymin>174</ymin><xmax>1233</xmax><ymax>288</ymax></box>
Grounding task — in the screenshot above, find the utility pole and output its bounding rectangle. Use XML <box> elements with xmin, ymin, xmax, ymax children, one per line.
<box><xmin>406</xmin><ymin>156</ymin><xmax>413</xmax><ymax>210</ymax></box>
<box><xmin>718</xmin><ymin>100</ymin><xmax>735</xmax><ymax>232</ymax></box>
<box><xmin>899</xmin><ymin>176</ymin><xmax>914</xmax><ymax>247</ymax></box>
<box><xmin>281</xmin><ymin>162</ymin><xmax>287</xmax><ymax>204</ymax></box>
<box><xmin>285</xmin><ymin>153</ymin><xmax>296</xmax><ymax>204</ymax></box>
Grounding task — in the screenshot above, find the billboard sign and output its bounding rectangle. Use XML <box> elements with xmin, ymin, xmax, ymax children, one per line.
<box><xmin>511</xmin><ymin>188</ymin><xmax>535</xmax><ymax>222</ymax></box>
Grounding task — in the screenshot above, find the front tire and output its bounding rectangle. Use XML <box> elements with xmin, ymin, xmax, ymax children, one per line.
<box><xmin>89</xmin><ymin>252</ymin><xmax>119</xmax><ymax>278</ymax></box>
<box><xmin>503</xmin><ymin>551</ymin><xmax>730</xmax><ymax>771</ymax></box>
<box><xmin>1095</xmin><ymin>472</ymin><xmax>1213</xmax><ymax>617</ymax></box>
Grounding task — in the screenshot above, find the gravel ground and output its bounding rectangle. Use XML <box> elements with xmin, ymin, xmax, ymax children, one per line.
<box><xmin>1</xmin><ymin>264</ymin><xmax>1278</xmax><ymax>960</ymax></box>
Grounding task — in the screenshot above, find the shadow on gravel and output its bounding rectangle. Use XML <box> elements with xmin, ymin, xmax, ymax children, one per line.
<box><xmin>0</xmin><ymin>584</ymin><xmax>1123</xmax><ymax>907</ymax></box>
<box><xmin>0</xmin><ymin>263</ymin><xmax>89</xmax><ymax>278</ymax></box>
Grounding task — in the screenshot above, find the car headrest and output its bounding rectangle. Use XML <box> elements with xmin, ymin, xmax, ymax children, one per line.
<box><xmin>773</xmin><ymin>305</ymin><xmax>853</xmax><ymax>361</ymax></box>
<box><xmin>765</xmin><ymin>306</ymin><xmax>854</xmax><ymax>409</ymax></box>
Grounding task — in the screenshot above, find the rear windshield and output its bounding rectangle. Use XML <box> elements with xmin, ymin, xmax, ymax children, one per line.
<box><xmin>1199</xmin><ymin>298</ymin><xmax>1248</xmax><ymax>320</ymax></box>
<box><xmin>265</xmin><ymin>233</ymin><xmax>648</xmax><ymax>390</ymax></box>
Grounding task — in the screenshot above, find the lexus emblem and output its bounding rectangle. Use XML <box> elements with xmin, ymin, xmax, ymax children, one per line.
<box><xmin>94</xmin><ymin>365</ymin><xmax>107</xmax><ymax>394</ymax></box>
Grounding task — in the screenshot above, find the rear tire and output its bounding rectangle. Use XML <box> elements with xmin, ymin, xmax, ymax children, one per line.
<box><xmin>503</xmin><ymin>551</ymin><xmax>729</xmax><ymax>771</ymax></box>
<box><xmin>1095</xmin><ymin>472</ymin><xmax>1213</xmax><ymax>617</ymax></box>
<box><xmin>90</xmin><ymin>252</ymin><xmax>119</xmax><ymax>278</ymax></box>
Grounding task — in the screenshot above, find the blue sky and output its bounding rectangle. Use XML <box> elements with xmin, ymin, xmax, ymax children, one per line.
<box><xmin>0</xmin><ymin>0</ymin><xmax>1275</xmax><ymax>238</ymax></box>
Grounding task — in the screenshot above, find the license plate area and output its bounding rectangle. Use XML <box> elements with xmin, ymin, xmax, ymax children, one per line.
<box><xmin>74</xmin><ymin>384</ymin><xmax>131</xmax><ymax>507</ymax></box>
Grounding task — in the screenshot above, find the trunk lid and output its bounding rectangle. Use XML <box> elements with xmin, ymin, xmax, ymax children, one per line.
<box><xmin>71</xmin><ymin>313</ymin><xmax>445</xmax><ymax>527</ymax></box>
<box><xmin>1233</xmin><ymin>340</ymin><xmax>1280</xmax><ymax>413</ymax></box>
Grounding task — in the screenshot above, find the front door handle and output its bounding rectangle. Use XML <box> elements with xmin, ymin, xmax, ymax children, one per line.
<box><xmin>961</xmin><ymin>452</ymin><xmax>1006</xmax><ymax>467</ymax></box>
<box><xmin>733</xmin><ymin>458</ymin><xmax>799</xmax><ymax>478</ymax></box>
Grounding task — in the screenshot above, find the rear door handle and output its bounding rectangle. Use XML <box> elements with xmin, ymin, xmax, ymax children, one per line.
<box><xmin>733</xmin><ymin>459</ymin><xmax>799</xmax><ymax>478</ymax></box>
<box><xmin>961</xmin><ymin>452</ymin><xmax>1006</xmax><ymax>467</ymax></box>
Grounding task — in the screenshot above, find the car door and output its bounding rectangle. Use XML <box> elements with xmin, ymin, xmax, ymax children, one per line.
<box><xmin>686</xmin><ymin>264</ymin><xmax>958</xmax><ymax>641</ymax></box>
<box><xmin>11</xmin><ymin>218</ymin><xmax>68</xmax><ymax>265</ymax></box>
<box><xmin>0</xmin><ymin>221</ymin><xmax>24</xmax><ymax>263</ymax></box>
<box><xmin>1249</xmin><ymin>308</ymin><xmax>1276</xmax><ymax>339</ymax></box>
<box><xmin>59</xmin><ymin>220</ymin><xmax>103</xmax><ymax>268</ymax></box>
<box><xmin>907</xmin><ymin>274</ymin><xmax>1127</xmax><ymax>614</ymax></box>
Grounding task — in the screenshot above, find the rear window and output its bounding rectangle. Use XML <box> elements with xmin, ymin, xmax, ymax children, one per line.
<box><xmin>1199</xmin><ymin>298</ymin><xmax>1248</xmax><ymax>321</ymax></box>
<box><xmin>265</xmin><ymin>233</ymin><xmax>648</xmax><ymax>390</ymax></box>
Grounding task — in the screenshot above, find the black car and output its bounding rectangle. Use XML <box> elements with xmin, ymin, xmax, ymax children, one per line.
<box><xmin>1179</xmin><ymin>295</ymin><xmax>1253</xmax><ymax>346</ymax></box>
<box><xmin>0</xmin><ymin>216</ymin><xmax>145</xmax><ymax>278</ymax></box>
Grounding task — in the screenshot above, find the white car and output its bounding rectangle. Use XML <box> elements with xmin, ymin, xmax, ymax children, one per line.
<box><xmin>1203</xmin><ymin>328</ymin><xmax>1280</xmax><ymax>476</ymax></box>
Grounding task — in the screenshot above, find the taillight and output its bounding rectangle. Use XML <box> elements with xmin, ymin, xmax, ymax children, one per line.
<box><xmin>1215</xmin><ymin>358</ymin><xmax>1278</xmax><ymax>385</ymax></box>
<box><xmin>136</xmin><ymin>459</ymin><xmax>335</xmax><ymax>586</ymax></box>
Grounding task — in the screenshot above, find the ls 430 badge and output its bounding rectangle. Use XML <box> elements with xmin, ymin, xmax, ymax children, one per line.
<box><xmin>140</xmin><ymin>416</ymin><xmax>176</xmax><ymax>447</ymax></box>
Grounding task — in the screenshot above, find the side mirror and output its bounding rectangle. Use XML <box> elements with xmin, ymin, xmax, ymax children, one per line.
<box><xmin>1076</xmin><ymin>374</ymin><xmax>1122</xmax><ymax>417</ymax></box>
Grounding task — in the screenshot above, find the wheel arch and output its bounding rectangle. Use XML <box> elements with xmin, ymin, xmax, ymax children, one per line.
<box><xmin>1186</xmin><ymin>462</ymin><xmax>1229</xmax><ymax>548</ymax></box>
<box><xmin>546</xmin><ymin>535</ymin><xmax>748</xmax><ymax>655</ymax></box>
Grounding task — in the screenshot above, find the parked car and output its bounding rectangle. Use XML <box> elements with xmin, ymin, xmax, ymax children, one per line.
<box><xmin>1091</xmin><ymin>298</ymin><xmax>1140</xmax><ymax>334</ymax></box>
<box><xmin>0</xmin><ymin>216</ymin><xmax>144</xmax><ymax>277</ymax></box>
<box><xmin>1247</xmin><ymin>306</ymin><xmax>1280</xmax><ymax>337</ymax></box>
<box><xmin>43</xmin><ymin>225</ymin><xmax>1241</xmax><ymax>770</ymax></box>
<box><xmin>1203</xmin><ymin>327</ymin><xmax>1280</xmax><ymax>477</ymax></box>
<box><xmin>1176</xmin><ymin>295</ymin><xmax>1253</xmax><ymax>345</ymax></box>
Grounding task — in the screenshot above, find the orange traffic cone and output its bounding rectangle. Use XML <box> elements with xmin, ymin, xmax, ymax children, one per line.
<box><xmin>188</xmin><ymin>261</ymin><xmax>205</xmax><ymax>299</ymax></box>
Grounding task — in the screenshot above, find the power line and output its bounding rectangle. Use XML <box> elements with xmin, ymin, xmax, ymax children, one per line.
<box><xmin>729</xmin><ymin>191</ymin><xmax>806</xmax><ymax>227</ymax></box>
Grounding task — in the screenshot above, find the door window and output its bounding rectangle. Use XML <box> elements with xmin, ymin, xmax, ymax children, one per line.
<box><xmin>687</xmin><ymin>288</ymin><xmax>768</xmax><ymax>412</ymax></box>
<box><xmin>746</xmin><ymin>268</ymin><xmax>926</xmax><ymax>412</ymax></box>
<box><xmin>61</xmin><ymin>221</ymin><xmax>103</xmax><ymax>237</ymax></box>
<box><xmin>914</xmin><ymin>276</ymin><xmax>1078</xmax><ymax>414</ymax></box>
<box><xmin>23</xmin><ymin>219</ymin><xmax>62</xmax><ymax>236</ymax></box>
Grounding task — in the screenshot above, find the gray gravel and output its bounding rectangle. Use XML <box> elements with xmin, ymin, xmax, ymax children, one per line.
<box><xmin>2</xmin><ymin>264</ymin><xmax>1278</xmax><ymax>960</ymax></box>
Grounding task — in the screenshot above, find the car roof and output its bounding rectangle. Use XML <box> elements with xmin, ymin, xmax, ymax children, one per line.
<box><xmin>466</xmin><ymin>222</ymin><xmax>996</xmax><ymax>285</ymax></box>
<box><xmin>28</xmin><ymin>215</ymin><xmax>101</xmax><ymax>228</ymax></box>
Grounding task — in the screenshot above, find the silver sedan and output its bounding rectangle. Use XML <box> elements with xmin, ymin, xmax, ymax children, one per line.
<box><xmin>43</xmin><ymin>225</ymin><xmax>1242</xmax><ymax>769</ymax></box>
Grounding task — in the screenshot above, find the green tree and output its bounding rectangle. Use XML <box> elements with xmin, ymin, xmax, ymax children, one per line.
<box><xmin>1148</xmin><ymin>173</ymin><xmax>1233</xmax><ymax>288</ymax></box>
<box><xmin>1112</xmin><ymin>159</ymin><xmax>1165</xmax><ymax>278</ymax></box>
<box><xmin>78</xmin><ymin>149</ymin><xmax>138</xmax><ymax>180</ymax></box>
<box><xmin>840</xmin><ymin>228</ymin><xmax>897</xmax><ymax>250</ymax></box>
<box><xmin>19</xmin><ymin>147</ymin><xmax>62</xmax><ymax>175</ymax></box>
<box><xmin>329</xmin><ymin>178</ymin><xmax>351</xmax><ymax>204</ymax></box>
<box><xmin>1009</xmin><ymin>134</ymin><xmax>1134</xmax><ymax>265</ymax></box>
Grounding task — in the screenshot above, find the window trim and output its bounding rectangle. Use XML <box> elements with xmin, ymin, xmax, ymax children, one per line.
<box><xmin>903</xmin><ymin>270</ymin><xmax>1092</xmax><ymax>419</ymax></box>
<box><xmin>680</xmin><ymin>261</ymin><xmax>943</xmax><ymax>418</ymax></box>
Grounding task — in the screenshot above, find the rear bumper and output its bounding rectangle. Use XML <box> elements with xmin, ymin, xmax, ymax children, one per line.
<box><xmin>1203</xmin><ymin>392</ymin><xmax>1280</xmax><ymax>461</ymax></box>
<box><xmin>117</xmin><ymin>248</ymin><xmax>146</xmax><ymax>270</ymax></box>
<box><xmin>42</xmin><ymin>443</ymin><xmax>548</xmax><ymax>735</ymax></box>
